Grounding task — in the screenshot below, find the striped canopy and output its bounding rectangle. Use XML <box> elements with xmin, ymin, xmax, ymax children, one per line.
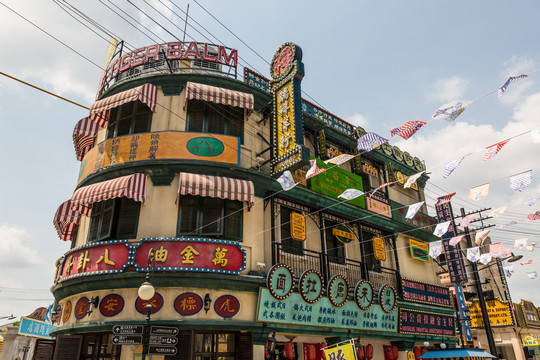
<box><xmin>72</xmin><ymin>116</ymin><xmax>101</xmax><ymax>161</ymax></box>
<box><xmin>71</xmin><ymin>173</ymin><xmax>147</xmax><ymax>216</ymax></box>
<box><xmin>89</xmin><ymin>83</ymin><xmax>158</xmax><ymax>127</ymax></box>
<box><xmin>177</xmin><ymin>172</ymin><xmax>254</xmax><ymax>205</ymax></box>
<box><xmin>53</xmin><ymin>200</ymin><xmax>81</xmax><ymax>241</ymax></box>
<box><xmin>419</xmin><ymin>348</ymin><xmax>496</xmax><ymax>359</ymax></box>
<box><xmin>183</xmin><ymin>81</ymin><xmax>254</xmax><ymax>113</ymax></box>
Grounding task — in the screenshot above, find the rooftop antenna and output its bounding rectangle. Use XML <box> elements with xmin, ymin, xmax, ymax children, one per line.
<box><xmin>182</xmin><ymin>3</ymin><xmax>190</xmax><ymax>43</ymax></box>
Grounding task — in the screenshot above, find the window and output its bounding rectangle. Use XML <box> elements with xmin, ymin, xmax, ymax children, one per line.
<box><xmin>177</xmin><ymin>195</ymin><xmax>243</xmax><ymax>241</ymax></box>
<box><xmin>106</xmin><ymin>101</ymin><xmax>152</xmax><ymax>139</ymax></box>
<box><xmin>359</xmin><ymin>228</ymin><xmax>381</xmax><ymax>271</ymax></box>
<box><xmin>80</xmin><ymin>333</ymin><xmax>119</xmax><ymax>360</ymax></box>
<box><xmin>187</xmin><ymin>100</ymin><xmax>244</xmax><ymax>142</ymax></box>
<box><xmin>87</xmin><ymin>198</ymin><xmax>140</xmax><ymax>242</ymax></box>
<box><xmin>324</xmin><ymin>220</ymin><xmax>346</xmax><ymax>264</ymax></box>
<box><xmin>280</xmin><ymin>207</ymin><xmax>304</xmax><ymax>256</ymax></box>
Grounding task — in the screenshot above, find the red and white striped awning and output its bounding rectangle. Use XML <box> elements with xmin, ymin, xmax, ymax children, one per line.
<box><xmin>183</xmin><ymin>81</ymin><xmax>254</xmax><ymax>113</ymax></box>
<box><xmin>53</xmin><ymin>200</ymin><xmax>81</xmax><ymax>241</ymax></box>
<box><xmin>177</xmin><ymin>172</ymin><xmax>254</xmax><ymax>205</ymax></box>
<box><xmin>71</xmin><ymin>173</ymin><xmax>147</xmax><ymax>216</ymax></box>
<box><xmin>89</xmin><ymin>83</ymin><xmax>158</xmax><ymax>127</ymax></box>
<box><xmin>72</xmin><ymin>116</ymin><xmax>100</xmax><ymax>161</ymax></box>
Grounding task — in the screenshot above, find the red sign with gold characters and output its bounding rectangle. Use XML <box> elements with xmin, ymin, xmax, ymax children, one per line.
<box><xmin>58</xmin><ymin>240</ymin><xmax>131</xmax><ymax>282</ymax></box>
<box><xmin>74</xmin><ymin>297</ymin><xmax>89</xmax><ymax>320</ymax></box>
<box><xmin>99</xmin><ymin>294</ymin><xmax>125</xmax><ymax>317</ymax></box>
<box><xmin>174</xmin><ymin>293</ymin><xmax>203</xmax><ymax>316</ymax></box>
<box><xmin>134</xmin><ymin>238</ymin><xmax>246</xmax><ymax>275</ymax></box>
<box><xmin>135</xmin><ymin>292</ymin><xmax>164</xmax><ymax>315</ymax></box>
<box><xmin>214</xmin><ymin>295</ymin><xmax>240</xmax><ymax>318</ymax></box>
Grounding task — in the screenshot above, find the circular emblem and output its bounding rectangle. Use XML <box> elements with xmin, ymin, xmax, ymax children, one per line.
<box><xmin>214</xmin><ymin>295</ymin><xmax>240</xmax><ymax>318</ymax></box>
<box><xmin>271</xmin><ymin>43</ymin><xmax>296</xmax><ymax>79</ymax></box>
<box><xmin>381</xmin><ymin>142</ymin><xmax>393</xmax><ymax>156</ymax></box>
<box><xmin>378</xmin><ymin>284</ymin><xmax>397</xmax><ymax>313</ymax></box>
<box><xmin>332</xmin><ymin>225</ymin><xmax>354</xmax><ymax>244</ymax></box>
<box><xmin>299</xmin><ymin>269</ymin><xmax>323</xmax><ymax>304</ymax></box>
<box><xmin>99</xmin><ymin>294</ymin><xmax>124</xmax><ymax>317</ymax></box>
<box><xmin>354</xmin><ymin>280</ymin><xmax>374</xmax><ymax>310</ymax></box>
<box><xmin>174</xmin><ymin>293</ymin><xmax>203</xmax><ymax>316</ymax></box>
<box><xmin>186</xmin><ymin>137</ymin><xmax>225</xmax><ymax>157</ymax></box>
<box><xmin>396</xmin><ymin>171</ymin><xmax>405</xmax><ymax>185</ymax></box>
<box><xmin>327</xmin><ymin>275</ymin><xmax>349</xmax><ymax>307</ymax></box>
<box><xmin>354</xmin><ymin>126</ymin><xmax>367</xmax><ymax>139</ymax></box>
<box><xmin>62</xmin><ymin>301</ymin><xmax>72</xmax><ymax>323</ymax></box>
<box><xmin>407</xmin><ymin>351</ymin><xmax>416</xmax><ymax>360</ymax></box>
<box><xmin>135</xmin><ymin>292</ymin><xmax>164</xmax><ymax>315</ymax></box>
<box><xmin>267</xmin><ymin>263</ymin><xmax>295</xmax><ymax>300</ymax></box>
<box><xmin>392</xmin><ymin>146</ymin><xmax>403</xmax><ymax>162</ymax></box>
<box><xmin>413</xmin><ymin>157</ymin><xmax>424</xmax><ymax>171</ymax></box>
<box><xmin>74</xmin><ymin>297</ymin><xmax>89</xmax><ymax>320</ymax></box>
<box><xmin>403</xmin><ymin>151</ymin><xmax>414</xmax><ymax>167</ymax></box>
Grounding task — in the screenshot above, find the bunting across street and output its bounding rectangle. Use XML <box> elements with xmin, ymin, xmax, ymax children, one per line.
<box><xmin>479</xmin><ymin>253</ymin><xmax>492</xmax><ymax>265</ymax></box>
<box><xmin>483</xmin><ymin>139</ymin><xmax>510</xmax><ymax>161</ymax></box>
<box><xmin>443</xmin><ymin>156</ymin><xmax>465</xmax><ymax>178</ymax></box>
<box><xmin>469</xmin><ymin>183</ymin><xmax>490</xmax><ymax>201</ymax></box>
<box><xmin>435</xmin><ymin>192</ymin><xmax>456</xmax><ymax>205</ymax></box>
<box><xmin>509</xmin><ymin>170</ymin><xmax>533</xmax><ymax>192</ymax></box>
<box><xmin>514</xmin><ymin>238</ymin><xmax>528</xmax><ymax>249</ymax></box>
<box><xmin>527</xmin><ymin>272</ymin><xmax>538</xmax><ymax>280</ymax></box>
<box><xmin>404</xmin><ymin>171</ymin><xmax>425</xmax><ymax>189</ymax></box>
<box><xmin>521</xmin><ymin>260</ymin><xmax>533</xmax><ymax>265</ymax></box>
<box><xmin>489</xmin><ymin>206</ymin><xmax>508</xmax><ymax>218</ymax></box>
<box><xmin>357</xmin><ymin>132</ymin><xmax>388</xmax><ymax>152</ymax></box>
<box><xmin>449</xmin><ymin>235</ymin><xmax>465</xmax><ymax>246</ymax></box>
<box><xmin>305</xmin><ymin>160</ymin><xmax>326</xmax><ymax>179</ymax></box>
<box><xmin>324</xmin><ymin>154</ymin><xmax>355</xmax><ymax>165</ymax></box>
<box><xmin>433</xmin><ymin>221</ymin><xmax>451</xmax><ymax>237</ymax></box>
<box><xmin>526</xmin><ymin>243</ymin><xmax>537</xmax><ymax>252</ymax></box>
<box><xmin>338</xmin><ymin>189</ymin><xmax>365</xmax><ymax>200</ymax></box>
<box><xmin>489</xmin><ymin>242</ymin><xmax>504</xmax><ymax>258</ymax></box>
<box><xmin>429</xmin><ymin>240</ymin><xmax>443</xmax><ymax>258</ymax></box>
<box><xmin>432</xmin><ymin>100</ymin><xmax>471</xmax><ymax>122</ymax></box>
<box><xmin>467</xmin><ymin>247</ymin><xmax>480</xmax><ymax>262</ymax></box>
<box><xmin>406</xmin><ymin>201</ymin><xmax>424</xmax><ymax>219</ymax></box>
<box><xmin>504</xmin><ymin>265</ymin><xmax>514</xmax><ymax>278</ymax></box>
<box><xmin>497</xmin><ymin>74</ymin><xmax>528</xmax><ymax>97</ymax></box>
<box><xmin>389</xmin><ymin>121</ymin><xmax>426</xmax><ymax>140</ymax></box>
<box><xmin>475</xmin><ymin>229</ymin><xmax>491</xmax><ymax>246</ymax></box>
<box><xmin>500</xmin><ymin>221</ymin><xmax>517</xmax><ymax>229</ymax></box>
<box><xmin>523</xmin><ymin>195</ymin><xmax>540</xmax><ymax>206</ymax></box>
<box><xmin>460</xmin><ymin>214</ymin><xmax>477</xmax><ymax>228</ymax></box>
<box><xmin>277</xmin><ymin>170</ymin><xmax>296</xmax><ymax>191</ymax></box>
<box><xmin>528</xmin><ymin>211</ymin><xmax>540</xmax><ymax>220</ymax></box>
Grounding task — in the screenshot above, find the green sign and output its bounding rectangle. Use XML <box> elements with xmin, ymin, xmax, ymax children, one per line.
<box><xmin>267</xmin><ymin>264</ymin><xmax>294</xmax><ymax>300</ymax></box>
<box><xmin>257</xmin><ymin>288</ymin><xmax>398</xmax><ymax>332</ymax></box>
<box><xmin>310</xmin><ymin>157</ymin><xmax>365</xmax><ymax>208</ymax></box>
<box><xmin>186</xmin><ymin>137</ymin><xmax>225</xmax><ymax>156</ymax></box>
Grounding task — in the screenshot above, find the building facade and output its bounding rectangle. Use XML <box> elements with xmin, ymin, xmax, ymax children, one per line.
<box><xmin>50</xmin><ymin>41</ymin><xmax>456</xmax><ymax>360</ymax></box>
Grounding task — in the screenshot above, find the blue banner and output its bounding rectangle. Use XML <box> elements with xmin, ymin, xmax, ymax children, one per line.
<box><xmin>455</xmin><ymin>285</ymin><xmax>472</xmax><ymax>341</ymax></box>
<box><xmin>18</xmin><ymin>317</ymin><xmax>56</xmax><ymax>339</ymax></box>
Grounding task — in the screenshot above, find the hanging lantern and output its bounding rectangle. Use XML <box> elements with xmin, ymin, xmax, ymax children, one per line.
<box><xmin>366</xmin><ymin>344</ymin><xmax>374</xmax><ymax>360</ymax></box>
<box><xmin>356</xmin><ymin>344</ymin><xmax>365</xmax><ymax>360</ymax></box>
<box><xmin>306</xmin><ymin>345</ymin><xmax>316</xmax><ymax>360</ymax></box>
<box><xmin>392</xmin><ymin>346</ymin><xmax>399</xmax><ymax>360</ymax></box>
<box><xmin>384</xmin><ymin>345</ymin><xmax>393</xmax><ymax>360</ymax></box>
<box><xmin>264</xmin><ymin>339</ymin><xmax>271</xmax><ymax>359</ymax></box>
<box><xmin>413</xmin><ymin>347</ymin><xmax>422</xmax><ymax>360</ymax></box>
<box><xmin>421</xmin><ymin>348</ymin><xmax>428</xmax><ymax>355</ymax></box>
<box><xmin>315</xmin><ymin>343</ymin><xmax>326</xmax><ymax>360</ymax></box>
<box><xmin>285</xmin><ymin>342</ymin><xmax>296</xmax><ymax>360</ymax></box>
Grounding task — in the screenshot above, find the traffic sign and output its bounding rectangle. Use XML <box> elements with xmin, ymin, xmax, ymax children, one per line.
<box><xmin>149</xmin><ymin>345</ymin><xmax>177</xmax><ymax>355</ymax></box>
<box><xmin>111</xmin><ymin>335</ymin><xmax>143</xmax><ymax>345</ymax></box>
<box><xmin>150</xmin><ymin>326</ymin><xmax>178</xmax><ymax>335</ymax></box>
<box><xmin>112</xmin><ymin>325</ymin><xmax>144</xmax><ymax>335</ymax></box>
<box><xmin>150</xmin><ymin>335</ymin><xmax>178</xmax><ymax>345</ymax></box>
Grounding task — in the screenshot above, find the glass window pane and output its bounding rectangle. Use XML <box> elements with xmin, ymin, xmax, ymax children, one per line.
<box><xmin>179</xmin><ymin>197</ymin><xmax>198</xmax><ymax>234</ymax></box>
<box><xmin>120</xmin><ymin>101</ymin><xmax>134</xmax><ymax>117</ymax></box>
<box><xmin>187</xmin><ymin>101</ymin><xmax>205</xmax><ymax>132</ymax></box>
<box><xmin>224</xmin><ymin>201</ymin><xmax>242</xmax><ymax>240</ymax></box>
<box><xmin>228</xmin><ymin>117</ymin><xmax>243</xmax><ymax>141</ymax></box>
<box><xmin>88</xmin><ymin>202</ymin><xmax>103</xmax><ymax>242</ymax></box>
<box><xmin>207</xmin><ymin>110</ymin><xmax>225</xmax><ymax>134</ymax></box>
<box><xmin>133</xmin><ymin>113</ymin><xmax>151</xmax><ymax>133</ymax></box>
<box><xmin>200</xmin><ymin>198</ymin><xmax>222</xmax><ymax>234</ymax></box>
<box><xmin>116</xmin><ymin>198</ymin><xmax>140</xmax><ymax>239</ymax></box>
<box><xmin>116</xmin><ymin>117</ymin><xmax>131</xmax><ymax>137</ymax></box>
<box><xmin>98</xmin><ymin>200</ymin><xmax>115</xmax><ymax>241</ymax></box>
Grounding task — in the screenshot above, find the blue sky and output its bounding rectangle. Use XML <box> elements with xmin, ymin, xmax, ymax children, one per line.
<box><xmin>0</xmin><ymin>0</ymin><xmax>539</xmax><ymax>319</ymax></box>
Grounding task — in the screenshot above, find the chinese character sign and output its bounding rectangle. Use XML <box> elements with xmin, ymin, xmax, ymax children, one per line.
<box><xmin>18</xmin><ymin>317</ymin><xmax>56</xmax><ymax>339</ymax></box>
<box><xmin>324</xmin><ymin>343</ymin><xmax>356</xmax><ymax>360</ymax></box>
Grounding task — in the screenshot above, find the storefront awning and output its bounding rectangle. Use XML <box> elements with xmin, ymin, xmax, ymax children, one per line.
<box><xmin>183</xmin><ymin>81</ymin><xmax>254</xmax><ymax>113</ymax></box>
<box><xmin>71</xmin><ymin>173</ymin><xmax>147</xmax><ymax>216</ymax></box>
<box><xmin>72</xmin><ymin>116</ymin><xmax>100</xmax><ymax>161</ymax></box>
<box><xmin>419</xmin><ymin>348</ymin><xmax>496</xmax><ymax>359</ymax></box>
<box><xmin>177</xmin><ymin>172</ymin><xmax>254</xmax><ymax>205</ymax></box>
<box><xmin>89</xmin><ymin>83</ymin><xmax>158</xmax><ymax>127</ymax></box>
<box><xmin>53</xmin><ymin>200</ymin><xmax>81</xmax><ymax>241</ymax></box>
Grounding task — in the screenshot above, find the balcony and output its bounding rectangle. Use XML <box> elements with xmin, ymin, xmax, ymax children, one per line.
<box><xmin>272</xmin><ymin>242</ymin><xmax>401</xmax><ymax>296</ymax></box>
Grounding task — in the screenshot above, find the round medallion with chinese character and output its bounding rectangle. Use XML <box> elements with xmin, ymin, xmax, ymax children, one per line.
<box><xmin>174</xmin><ymin>292</ymin><xmax>203</xmax><ymax>316</ymax></box>
<box><xmin>62</xmin><ymin>301</ymin><xmax>72</xmax><ymax>324</ymax></box>
<box><xmin>74</xmin><ymin>297</ymin><xmax>89</xmax><ymax>320</ymax></box>
<box><xmin>327</xmin><ymin>274</ymin><xmax>349</xmax><ymax>307</ymax></box>
<box><xmin>135</xmin><ymin>292</ymin><xmax>163</xmax><ymax>315</ymax></box>
<box><xmin>270</xmin><ymin>42</ymin><xmax>297</xmax><ymax>80</ymax></box>
<box><xmin>354</xmin><ymin>280</ymin><xmax>374</xmax><ymax>310</ymax></box>
<box><xmin>392</xmin><ymin>146</ymin><xmax>403</xmax><ymax>162</ymax></box>
<box><xmin>299</xmin><ymin>269</ymin><xmax>323</xmax><ymax>304</ymax></box>
<box><xmin>403</xmin><ymin>151</ymin><xmax>414</xmax><ymax>167</ymax></box>
<box><xmin>99</xmin><ymin>294</ymin><xmax>124</xmax><ymax>317</ymax></box>
<box><xmin>267</xmin><ymin>263</ymin><xmax>295</xmax><ymax>300</ymax></box>
<box><xmin>413</xmin><ymin>157</ymin><xmax>424</xmax><ymax>171</ymax></box>
<box><xmin>378</xmin><ymin>284</ymin><xmax>397</xmax><ymax>313</ymax></box>
<box><xmin>214</xmin><ymin>295</ymin><xmax>240</xmax><ymax>318</ymax></box>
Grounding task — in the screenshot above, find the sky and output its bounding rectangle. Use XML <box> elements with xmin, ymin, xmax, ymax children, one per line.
<box><xmin>1</xmin><ymin>0</ymin><xmax>539</xmax><ymax>320</ymax></box>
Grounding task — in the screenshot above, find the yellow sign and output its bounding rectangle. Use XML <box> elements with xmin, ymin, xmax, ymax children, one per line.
<box><xmin>78</xmin><ymin>132</ymin><xmax>240</xmax><ymax>184</ymax></box>
<box><xmin>396</xmin><ymin>170</ymin><xmax>419</xmax><ymax>190</ymax></box>
<box><xmin>290</xmin><ymin>212</ymin><xmax>306</xmax><ymax>241</ymax></box>
<box><xmin>407</xmin><ymin>351</ymin><xmax>415</xmax><ymax>360</ymax></box>
<box><xmin>323</xmin><ymin>342</ymin><xmax>356</xmax><ymax>360</ymax></box>
<box><xmin>469</xmin><ymin>299</ymin><xmax>514</xmax><ymax>327</ymax></box>
<box><xmin>522</xmin><ymin>334</ymin><xmax>540</xmax><ymax>346</ymax></box>
<box><xmin>409</xmin><ymin>239</ymin><xmax>430</xmax><ymax>262</ymax></box>
<box><xmin>373</xmin><ymin>237</ymin><xmax>386</xmax><ymax>261</ymax></box>
<box><xmin>275</xmin><ymin>81</ymin><xmax>296</xmax><ymax>156</ymax></box>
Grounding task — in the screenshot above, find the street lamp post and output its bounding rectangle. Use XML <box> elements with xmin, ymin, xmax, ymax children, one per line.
<box><xmin>0</xmin><ymin>314</ymin><xmax>15</xmax><ymax>321</ymax></box>
<box><xmin>138</xmin><ymin>248</ymin><xmax>156</xmax><ymax>360</ymax></box>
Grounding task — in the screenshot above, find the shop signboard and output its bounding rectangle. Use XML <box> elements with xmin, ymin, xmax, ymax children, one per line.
<box><xmin>435</xmin><ymin>202</ymin><xmax>467</xmax><ymax>284</ymax></box>
<box><xmin>111</xmin><ymin>335</ymin><xmax>142</xmax><ymax>345</ymax></box>
<box><xmin>401</xmin><ymin>279</ymin><xmax>452</xmax><ymax>308</ymax></box>
<box><xmin>332</xmin><ymin>225</ymin><xmax>354</xmax><ymax>244</ymax></box>
<box><xmin>522</xmin><ymin>334</ymin><xmax>540</xmax><ymax>346</ymax></box>
<box><xmin>18</xmin><ymin>317</ymin><xmax>56</xmax><ymax>339</ymax></box>
<box><xmin>409</xmin><ymin>239</ymin><xmax>430</xmax><ymax>262</ymax></box>
<box><xmin>244</xmin><ymin>68</ymin><xmax>270</xmax><ymax>93</ymax></box>
<box><xmin>373</xmin><ymin>237</ymin><xmax>386</xmax><ymax>261</ymax></box>
<box><xmin>290</xmin><ymin>212</ymin><xmax>306</xmax><ymax>241</ymax></box>
<box><xmin>521</xmin><ymin>300</ymin><xmax>540</xmax><ymax>328</ymax></box>
<box><xmin>366</xmin><ymin>197</ymin><xmax>392</xmax><ymax>218</ymax></box>
<box><xmin>468</xmin><ymin>299</ymin><xmax>514</xmax><ymax>328</ymax></box>
<box><xmin>455</xmin><ymin>285</ymin><xmax>472</xmax><ymax>342</ymax></box>
<box><xmin>399</xmin><ymin>309</ymin><xmax>455</xmax><ymax>336</ymax></box>
<box><xmin>392</xmin><ymin>201</ymin><xmax>436</xmax><ymax>233</ymax></box>
<box><xmin>256</xmin><ymin>288</ymin><xmax>398</xmax><ymax>333</ymax></box>
<box><xmin>78</xmin><ymin>132</ymin><xmax>240</xmax><ymax>183</ymax></box>
<box><xmin>310</xmin><ymin>157</ymin><xmax>366</xmax><ymax>209</ymax></box>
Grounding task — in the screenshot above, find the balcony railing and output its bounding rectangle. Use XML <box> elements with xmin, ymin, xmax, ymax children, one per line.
<box><xmin>272</xmin><ymin>242</ymin><xmax>401</xmax><ymax>296</ymax></box>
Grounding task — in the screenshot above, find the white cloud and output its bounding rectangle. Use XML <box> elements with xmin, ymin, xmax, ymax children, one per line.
<box><xmin>345</xmin><ymin>113</ymin><xmax>369</xmax><ymax>128</ymax></box>
<box><xmin>0</xmin><ymin>224</ymin><xmax>44</xmax><ymax>267</ymax></box>
<box><xmin>427</xmin><ymin>76</ymin><xmax>468</xmax><ymax>102</ymax></box>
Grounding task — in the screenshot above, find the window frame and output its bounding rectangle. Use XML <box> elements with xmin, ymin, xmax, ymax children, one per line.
<box><xmin>323</xmin><ymin>219</ymin><xmax>346</xmax><ymax>264</ymax></box>
<box><xmin>106</xmin><ymin>100</ymin><xmax>153</xmax><ymax>139</ymax></box>
<box><xmin>186</xmin><ymin>100</ymin><xmax>245</xmax><ymax>143</ymax></box>
<box><xmin>87</xmin><ymin>197</ymin><xmax>141</xmax><ymax>243</ymax></box>
<box><xmin>279</xmin><ymin>206</ymin><xmax>305</xmax><ymax>256</ymax></box>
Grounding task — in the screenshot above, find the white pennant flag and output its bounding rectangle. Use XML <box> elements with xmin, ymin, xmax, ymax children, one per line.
<box><xmin>429</xmin><ymin>240</ymin><xmax>443</xmax><ymax>258</ymax></box>
<box><xmin>324</xmin><ymin>154</ymin><xmax>355</xmax><ymax>165</ymax></box>
<box><xmin>467</xmin><ymin>247</ymin><xmax>480</xmax><ymax>262</ymax></box>
<box><xmin>514</xmin><ymin>237</ymin><xmax>529</xmax><ymax>249</ymax></box>
<box><xmin>504</xmin><ymin>265</ymin><xmax>514</xmax><ymax>278</ymax></box>
<box><xmin>526</xmin><ymin>243</ymin><xmax>537</xmax><ymax>252</ymax></box>
<box><xmin>479</xmin><ymin>253</ymin><xmax>492</xmax><ymax>265</ymax></box>
<box><xmin>406</xmin><ymin>201</ymin><xmax>424</xmax><ymax>219</ymax></box>
<box><xmin>277</xmin><ymin>170</ymin><xmax>296</xmax><ymax>191</ymax></box>
<box><xmin>489</xmin><ymin>206</ymin><xmax>508</xmax><ymax>218</ymax></box>
<box><xmin>338</xmin><ymin>189</ymin><xmax>364</xmax><ymax>200</ymax></box>
<box><xmin>306</xmin><ymin>160</ymin><xmax>326</xmax><ymax>179</ymax></box>
<box><xmin>433</xmin><ymin>221</ymin><xmax>451</xmax><ymax>237</ymax></box>
<box><xmin>475</xmin><ymin>229</ymin><xmax>491</xmax><ymax>246</ymax></box>
<box><xmin>527</xmin><ymin>272</ymin><xmax>538</xmax><ymax>279</ymax></box>
<box><xmin>531</xmin><ymin>127</ymin><xmax>540</xmax><ymax>143</ymax></box>
<box><xmin>404</xmin><ymin>171</ymin><xmax>425</xmax><ymax>189</ymax></box>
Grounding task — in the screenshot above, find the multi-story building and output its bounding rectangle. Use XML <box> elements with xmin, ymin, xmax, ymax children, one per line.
<box><xmin>50</xmin><ymin>40</ymin><xmax>457</xmax><ymax>360</ymax></box>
